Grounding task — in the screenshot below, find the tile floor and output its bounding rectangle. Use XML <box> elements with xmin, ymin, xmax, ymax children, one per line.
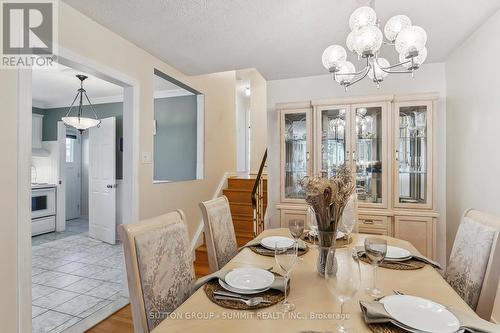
<box><xmin>32</xmin><ymin>218</ymin><xmax>129</xmax><ymax>333</ymax></box>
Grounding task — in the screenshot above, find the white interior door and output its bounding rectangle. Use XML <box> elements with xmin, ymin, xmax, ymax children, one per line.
<box><xmin>56</xmin><ymin>122</ymin><xmax>66</xmax><ymax>232</ymax></box>
<box><xmin>89</xmin><ymin>117</ymin><xmax>116</xmax><ymax>244</ymax></box>
<box><xmin>65</xmin><ymin>130</ymin><xmax>81</xmax><ymax>220</ymax></box>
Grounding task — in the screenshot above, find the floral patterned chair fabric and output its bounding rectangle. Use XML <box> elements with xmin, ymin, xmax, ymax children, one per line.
<box><xmin>199</xmin><ymin>196</ymin><xmax>238</xmax><ymax>272</ymax></box>
<box><xmin>445</xmin><ymin>209</ymin><xmax>500</xmax><ymax>319</ymax></box>
<box><xmin>120</xmin><ymin>210</ymin><xmax>195</xmax><ymax>333</ymax></box>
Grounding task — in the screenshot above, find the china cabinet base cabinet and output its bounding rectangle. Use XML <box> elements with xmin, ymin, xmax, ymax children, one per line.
<box><xmin>276</xmin><ymin>94</ymin><xmax>439</xmax><ymax>259</ymax></box>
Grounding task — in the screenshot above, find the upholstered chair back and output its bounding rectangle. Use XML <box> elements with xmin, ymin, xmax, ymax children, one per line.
<box><xmin>445</xmin><ymin>209</ymin><xmax>500</xmax><ymax>320</ymax></box>
<box><xmin>199</xmin><ymin>196</ymin><xmax>238</xmax><ymax>272</ymax></box>
<box><xmin>120</xmin><ymin>210</ymin><xmax>195</xmax><ymax>333</ymax></box>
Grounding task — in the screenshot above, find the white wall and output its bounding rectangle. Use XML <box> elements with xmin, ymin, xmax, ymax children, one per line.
<box><xmin>249</xmin><ymin>70</ymin><xmax>268</xmax><ymax>173</ymax></box>
<box><xmin>446</xmin><ymin>9</ymin><xmax>500</xmax><ymax>257</ymax></box>
<box><xmin>267</xmin><ymin>62</ymin><xmax>448</xmax><ymax>264</ymax></box>
<box><xmin>236</xmin><ymin>80</ymin><xmax>250</xmax><ymax>172</ymax></box>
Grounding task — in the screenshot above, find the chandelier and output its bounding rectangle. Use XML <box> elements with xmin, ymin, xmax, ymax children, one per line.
<box><xmin>62</xmin><ymin>74</ymin><xmax>101</xmax><ymax>132</ymax></box>
<box><xmin>322</xmin><ymin>5</ymin><xmax>428</xmax><ymax>89</ymax></box>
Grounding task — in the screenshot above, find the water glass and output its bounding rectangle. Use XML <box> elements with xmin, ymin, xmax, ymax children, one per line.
<box><xmin>325</xmin><ymin>248</ymin><xmax>361</xmax><ymax>333</ymax></box>
<box><xmin>289</xmin><ymin>219</ymin><xmax>305</xmax><ymax>241</ymax></box>
<box><xmin>339</xmin><ymin>216</ymin><xmax>357</xmax><ymax>244</ymax></box>
<box><xmin>275</xmin><ymin>243</ymin><xmax>298</xmax><ymax>312</ymax></box>
<box><xmin>364</xmin><ymin>237</ymin><xmax>387</xmax><ymax>297</ymax></box>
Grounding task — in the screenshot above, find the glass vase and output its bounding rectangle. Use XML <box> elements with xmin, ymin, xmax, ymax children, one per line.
<box><xmin>316</xmin><ymin>231</ymin><xmax>337</xmax><ymax>276</ymax></box>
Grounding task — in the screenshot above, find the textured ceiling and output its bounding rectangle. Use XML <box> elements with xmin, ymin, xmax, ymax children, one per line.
<box><xmin>63</xmin><ymin>0</ymin><xmax>500</xmax><ymax>80</ymax></box>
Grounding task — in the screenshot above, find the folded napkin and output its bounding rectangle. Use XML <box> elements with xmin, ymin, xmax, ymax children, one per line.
<box><xmin>192</xmin><ymin>268</ymin><xmax>288</xmax><ymax>294</ymax></box>
<box><xmin>239</xmin><ymin>238</ymin><xmax>307</xmax><ymax>251</ymax></box>
<box><xmin>354</xmin><ymin>246</ymin><xmax>442</xmax><ymax>270</ymax></box>
<box><xmin>360</xmin><ymin>300</ymin><xmax>499</xmax><ymax>333</ymax></box>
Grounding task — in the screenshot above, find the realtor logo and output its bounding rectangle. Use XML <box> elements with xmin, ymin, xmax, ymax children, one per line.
<box><xmin>1</xmin><ymin>0</ymin><xmax>57</xmax><ymax>68</ymax></box>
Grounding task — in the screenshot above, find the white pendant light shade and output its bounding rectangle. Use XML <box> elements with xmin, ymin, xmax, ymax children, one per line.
<box><xmin>346</xmin><ymin>30</ymin><xmax>358</xmax><ymax>52</ymax></box>
<box><xmin>62</xmin><ymin>117</ymin><xmax>100</xmax><ymax>131</ymax></box>
<box><xmin>384</xmin><ymin>15</ymin><xmax>412</xmax><ymax>42</ymax></box>
<box><xmin>334</xmin><ymin>61</ymin><xmax>356</xmax><ymax>84</ymax></box>
<box><xmin>400</xmin><ymin>46</ymin><xmax>427</xmax><ymax>69</ymax></box>
<box><xmin>322</xmin><ymin>45</ymin><xmax>347</xmax><ymax>71</ymax></box>
<box><xmin>395</xmin><ymin>25</ymin><xmax>427</xmax><ymax>56</ymax></box>
<box><xmin>349</xmin><ymin>6</ymin><xmax>377</xmax><ymax>31</ymax></box>
<box><xmin>353</xmin><ymin>25</ymin><xmax>383</xmax><ymax>56</ymax></box>
<box><xmin>368</xmin><ymin>57</ymin><xmax>390</xmax><ymax>81</ymax></box>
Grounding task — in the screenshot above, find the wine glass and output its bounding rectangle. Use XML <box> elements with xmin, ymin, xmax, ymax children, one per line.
<box><xmin>325</xmin><ymin>248</ymin><xmax>361</xmax><ymax>333</ymax></box>
<box><xmin>289</xmin><ymin>219</ymin><xmax>305</xmax><ymax>241</ymax></box>
<box><xmin>364</xmin><ymin>237</ymin><xmax>387</xmax><ymax>297</ymax></box>
<box><xmin>339</xmin><ymin>216</ymin><xmax>357</xmax><ymax>245</ymax></box>
<box><xmin>275</xmin><ymin>243</ymin><xmax>298</xmax><ymax>312</ymax></box>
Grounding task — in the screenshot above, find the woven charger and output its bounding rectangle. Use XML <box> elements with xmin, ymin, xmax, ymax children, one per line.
<box><xmin>358</xmin><ymin>255</ymin><xmax>425</xmax><ymax>270</ymax></box>
<box><xmin>300</xmin><ymin>233</ymin><xmax>353</xmax><ymax>248</ymax></box>
<box><xmin>249</xmin><ymin>244</ymin><xmax>309</xmax><ymax>257</ymax></box>
<box><xmin>368</xmin><ymin>323</ymin><xmax>406</xmax><ymax>333</ymax></box>
<box><xmin>203</xmin><ymin>273</ymin><xmax>287</xmax><ymax>310</ymax></box>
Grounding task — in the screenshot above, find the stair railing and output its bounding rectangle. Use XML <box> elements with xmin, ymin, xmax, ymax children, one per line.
<box><xmin>251</xmin><ymin>149</ymin><xmax>267</xmax><ymax>237</ymax></box>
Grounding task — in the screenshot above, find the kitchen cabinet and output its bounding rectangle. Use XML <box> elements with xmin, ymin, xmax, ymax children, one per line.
<box><xmin>32</xmin><ymin>114</ymin><xmax>43</xmax><ymax>149</ymax></box>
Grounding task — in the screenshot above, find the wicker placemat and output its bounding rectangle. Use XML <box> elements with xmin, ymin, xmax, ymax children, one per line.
<box><xmin>203</xmin><ymin>274</ymin><xmax>287</xmax><ymax>310</ymax></box>
<box><xmin>300</xmin><ymin>233</ymin><xmax>353</xmax><ymax>248</ymax></box>
<box><xmin>249</xmin><ymin>244</ymin><xmax>309</xmax><ymax>257</ymax></box>
<box><xmin>358</xmin><ymin>255</ymin><xmax>426</xmax><ymax>270</ymax></box>
<box><xmin>368</xmin><ymin>323</ymin><xmax>406</xmax><ymax>333</ymax></box>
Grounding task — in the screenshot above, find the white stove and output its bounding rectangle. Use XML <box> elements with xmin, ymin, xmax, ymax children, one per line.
<box><xmin>31</xmin><ymin>184</ymin><xmax>57</xmax><ymax>236</ymax></box>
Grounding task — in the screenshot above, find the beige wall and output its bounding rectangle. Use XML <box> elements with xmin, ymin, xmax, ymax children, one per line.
<box><xmin>249</xmin><ymin>70</ymin><xmax>268</xmax><ymax>173</ymax></box>
<box><xmin>0</xmin><ymin>2</ymin><xmax>237</xmax><ymax>330</ymax></box>
<box><xmin>266</xmin><ymin>62</ymin><xmax>448</xmax><ymax>265</ymax></box>
<box><xmin>446</xmin><ymin>9</ymin><xmax>500</xmax><ymax>257</ymax></box>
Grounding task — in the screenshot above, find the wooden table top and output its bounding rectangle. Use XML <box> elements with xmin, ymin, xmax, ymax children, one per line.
<box><xmin>153</xmin><ymin>228</ymin><xmax>475</xmax><ymax>333</ymax></box>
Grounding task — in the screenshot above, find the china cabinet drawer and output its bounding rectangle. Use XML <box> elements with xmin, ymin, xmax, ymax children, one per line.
<box><xmin>358</xmin><ymin>215</ymin><xmax>388</xmax><ymax>228</ymax></box>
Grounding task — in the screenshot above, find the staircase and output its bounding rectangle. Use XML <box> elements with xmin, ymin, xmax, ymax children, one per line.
<box><xmin>194</xmin><ymin>175</ymin><xmax>267</xmax><ymax>276</ymax></box>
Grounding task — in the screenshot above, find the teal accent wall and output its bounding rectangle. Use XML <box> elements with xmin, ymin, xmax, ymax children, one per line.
<box><xmin>154</xmin><ymin>95</ymin><xmax>198</xmax><ymax>181</ymax></box>
<box><xmin>32</xmin><ymin>102</ymin><xmax>123</xmax><ymax>179</ymax></box>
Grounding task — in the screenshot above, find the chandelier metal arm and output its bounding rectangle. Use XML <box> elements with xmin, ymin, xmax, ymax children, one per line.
<box><xmin>344</xmin><ymin>66</ymin><xmax>371</xmax><ymax>88</ymax></box>
<box><xmin>83</xmin><ymin>91</ymin><xmax>102</xmax><ymax>125</ymax></box>
<box><xmin>374</xmin><ymin>56</ymin><xmax>415</xmax><ymax>74</ymax></box>
<box><xmin>64</xmin><ymin>92</ymin><xmax>80</xmax><ymax>117</ymax></box>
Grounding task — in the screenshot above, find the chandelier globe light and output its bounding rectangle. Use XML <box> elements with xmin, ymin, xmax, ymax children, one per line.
<box><xmin>322</xmin><ymin>2</ymin><xmax>428</xmax><ymax>90</ymax></box>
<box><xmin>61</xmin><ymin>74</ymin><xmax>101</xmax><ymax>132</ymax></box>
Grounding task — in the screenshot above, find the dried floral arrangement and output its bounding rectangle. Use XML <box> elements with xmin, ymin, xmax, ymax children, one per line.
<box><xmin>299</xmin><ymin>164</ymin><xmax>356</xmax><ymax>233</ymax></box>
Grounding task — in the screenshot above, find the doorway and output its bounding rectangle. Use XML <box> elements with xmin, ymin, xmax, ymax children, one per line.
<box><xmin>28</xmin><ymin>58</ymin><xmax>133</xmax><ymax>332</ymax></box>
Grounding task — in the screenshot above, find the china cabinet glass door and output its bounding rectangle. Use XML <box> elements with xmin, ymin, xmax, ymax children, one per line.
<box><xmin>352</xmin><ymin>104</ymin><xmax>387</xmax><ymax>207</ymax></box>
<box><xmin>282</xmin><ymin>109</ymin><xmax>311</xmax><ymax>201</ymax></box>
<box><xmin>318</xmin><ymin>107</ymin><xmax>349</xmax><ymax>178</ymax></box>
<box><xmin>395</xmin><ymin>101</ymin><xmax>432</xmax><ymax>208</ymax></box>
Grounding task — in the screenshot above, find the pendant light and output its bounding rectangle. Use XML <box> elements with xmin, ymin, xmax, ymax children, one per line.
<box><xmin>62</xmin><ymin>74</ymin><xmax>101</xmax><ymax>132</ymax></box>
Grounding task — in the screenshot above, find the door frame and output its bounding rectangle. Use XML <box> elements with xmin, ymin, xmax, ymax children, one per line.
<box><xmin>17</xmin><ymin>45</ymin><xmax>140</xmax><ymax>332</ymax></box>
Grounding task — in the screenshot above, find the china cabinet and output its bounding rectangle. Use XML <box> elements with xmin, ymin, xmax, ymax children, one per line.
<box><xmin>276</xmin><ymin>94</ymin><xmax>439</xmax><ymax>259</ymax></box>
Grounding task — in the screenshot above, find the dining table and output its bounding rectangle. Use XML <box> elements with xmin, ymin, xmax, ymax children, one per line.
<box><xmin>152</xmin><ymin>228</ymin><xmax>480</xmax><ymax>333</ymax></box>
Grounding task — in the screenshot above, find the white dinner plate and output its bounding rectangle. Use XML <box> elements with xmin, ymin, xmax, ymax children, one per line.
<box><xmin>307</xmin><ymin>228</ymin><xmax>345</xmax><ymax>240</ymax></box>
<box><xmin>380</xmin><ymin>295</ymin><xmax>460</xmax><ymax>333</ymax></box>
<box><xmin>385</xmin><ymin>246</ymin><xmax>412</xmax><ymax>261</ymax></box>
<box><xmin>218</xmin><ymin>279</ymin><xmax>269</xmax><ymax>295</ymax></box>
<box><xmin>224</xmin><ymin>267</ymin><xmax>275</xmax><ymax>291</ymax></box>
<box><xmin>260</xmin><ymin>236</ymin><xmax>295</xmax><ymax>250</ymax></box>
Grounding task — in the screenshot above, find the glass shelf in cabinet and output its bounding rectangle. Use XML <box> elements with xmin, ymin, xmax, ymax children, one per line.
<box><xmin>398</xmin><ymin>170</ymin><xmax>427</xmax><ymax>174</ymax></box>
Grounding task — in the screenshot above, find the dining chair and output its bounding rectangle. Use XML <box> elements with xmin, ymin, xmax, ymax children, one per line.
<box><xmin>444</xmin><ymin>209</ymin><xmax>500</xmax><ymax>320</ymax></box>
<box><xmin>199</xmin><ymin>196</ymin><xmax>238</xmax><ymax>272</ymax></box>
<box><xmin>120</xmin><ymin>210</ymin><xmax>195</xmax><ymax>333</ymax></box>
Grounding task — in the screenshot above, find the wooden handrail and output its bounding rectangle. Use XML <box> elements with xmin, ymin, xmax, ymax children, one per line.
<box><xmin>251</xmin><ymin>149</ymin><xmax>267</xmax><ymax>236</ymax></box>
